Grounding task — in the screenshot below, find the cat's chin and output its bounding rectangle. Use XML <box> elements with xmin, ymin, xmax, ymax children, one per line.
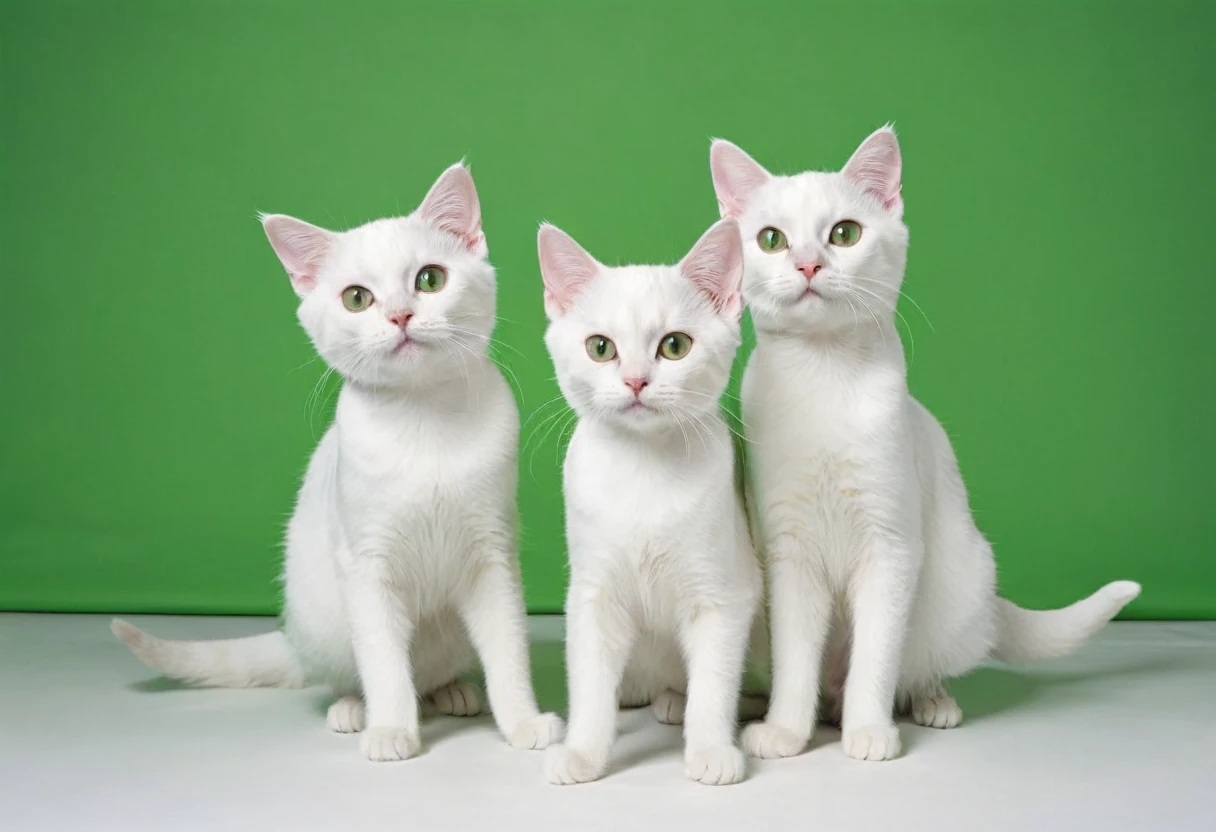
<box><xmin>392</xmin><ymin>336</ymin><xmax>419</xmax><ymax>354</ymax></box>
<box><xmin>752</xmin><ymin>294</ymin><xmax>853</xmax><ymax>335</ymax></box>
<box><xmin>786</xmin><ymin>288</ymin><xmax>834</xmax><ymax>309</ymax></box>
<box><xmin>594</xmin><ymin>404</ymin><xmax>666</xmax><ymax>433</ymax></box>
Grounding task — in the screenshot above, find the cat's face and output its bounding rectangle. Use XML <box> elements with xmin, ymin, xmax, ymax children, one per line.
<box><xmin>710</xmin><ymin>127</ymin><xmax>910</xmax><ymax>336</ymax></box>
<box><xmin>539</xmin><ymin>220</ymin><xmax>744</xmax><ymax>434</ymax></box>
<box><xmin>262</xmin><ymin>164</ymin><xmax>495</xmax><ymax>389</ymax></box>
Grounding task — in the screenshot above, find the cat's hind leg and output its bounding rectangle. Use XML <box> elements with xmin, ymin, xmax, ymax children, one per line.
<box><xmin>414</xmin><ymin>610</ymin><xmax>482</xmax><ymax>717</ymax></box>
<box><xmin>429</xmin><ymin>680</ymin><xmax>482</xmax><ymax>716</ymax></box>
<box><xmin>327</xmin><ymin>695</ymin><xmax>366</xmax><ymax>733</ymax></box>
<box><xmin>898</xmin><ymin>682</ymin><xmax>962</xmax><ymax>729</ymax></box>
<box><xmin>619</xmin><ymin>631</ymin><xmax>685</xmax><ymax>721</ymax></box>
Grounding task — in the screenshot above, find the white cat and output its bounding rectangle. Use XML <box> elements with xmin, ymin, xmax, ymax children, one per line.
<box><xmin>710</xmin><ymin>127</ymin><xmax>1141</xmax><ymax>762</ymax></box>
<box><xmin>112</xmin><ymin>163</ymin><xmax>561</xmax><ymax>762</ymax></box>
<box><xmin>536</xmin><ymin>219</ymin><xmax>764</xmax><ymax>786</ymax></box>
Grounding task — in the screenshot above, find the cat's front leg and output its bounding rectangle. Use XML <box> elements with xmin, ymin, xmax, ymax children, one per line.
<box><xmin>678</xmin><ymin>605</ymin><xmax>751</xmax><ymax>786</ymax></box>
<box><xmin>545</xmin><ymin>585</ymin><xmax>636</xmax><ymax>785</ymax></box>
<box><xmin>344</xmin><ymin>556</ymin><xmax>422</xmax><ymax>762</ymax></box>
<box><xmin>458</xmin><ymin>556</ymin><xmax>562</xmax><ymax>750</ymax></box>
<box><xmin>840</xmin><ymin>539</ymin><xmax>917</xmax><ymax>762</ymax></box>
<box><xmin>740</xmin><ymin>534</ymin><xmax>832</xmax><ymax>759</ymax></box>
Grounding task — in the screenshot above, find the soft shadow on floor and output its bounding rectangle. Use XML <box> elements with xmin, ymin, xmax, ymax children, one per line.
<box><xmin>130</xmin><ymin>676</ymin><xmax>192</xmax><ymax>693</ymax></box>
<box><xmin>949</xmin><ymin>654</ymin><xmax>1187</xmax><ymax>722</ymax></box>
<box><xmin>125</xmin><ymin>626</ymin><xmax>1185</xmax><ymax>748</ymax></box>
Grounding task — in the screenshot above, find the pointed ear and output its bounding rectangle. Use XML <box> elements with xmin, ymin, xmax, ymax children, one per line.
<box><xmin>418</xmin><ymin>162</ymin><xmax>487</xmax><ymax>258</ymax></box>
<box><xmin>679</xmin><ymin>219</ymin><xmax>744</xmax><ymax>320</ymax></box>
<box><xmin>843</xmin><ymin>125</ymin><xmax>903</xmax><ymax>216</ymax></box>
<box><xmin>710</xmin><ymin>139</ymin><xmax>771</xmax><ymax>219</ymax></box>
<box><xmin>260</xmin><ymin>213</ymin><xmax>335</xmax><ymax>297</ymax></box>
<box><xmin>537</xmin><ymin>223</ymin><xmax>601</xmax><ymax>319</ymax></box>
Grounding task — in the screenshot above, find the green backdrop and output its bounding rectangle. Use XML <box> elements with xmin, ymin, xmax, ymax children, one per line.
<box><xmin>2</xmin><ymin>0</ymin><xmax>1212</xmax><ymax>618</ymax></box>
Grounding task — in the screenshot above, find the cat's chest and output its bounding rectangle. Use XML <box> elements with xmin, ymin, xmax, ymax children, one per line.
<box><xmin>743</xmin><ymin>349</ymin><xmax>910</xmax><ymax>517</ymax></box>
<box><xmin>563</xmin><ymin>426</ymin><xmax>731</xmax><ymax>545</ymax></box>
<box><xmin>745</xmin><ymin>349</ymin><xmax>904</xmax><ymax>456</ymax></box>
<box><xmin>334</xmin><ymin>395</ymin><xmax>515</xmax><ymax>532</ymax></box>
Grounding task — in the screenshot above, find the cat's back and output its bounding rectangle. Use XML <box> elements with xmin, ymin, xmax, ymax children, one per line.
<box><xmin>287</xmin><ymin>420</ymin><xmax>341</xmax><ymax>528</ymax></box>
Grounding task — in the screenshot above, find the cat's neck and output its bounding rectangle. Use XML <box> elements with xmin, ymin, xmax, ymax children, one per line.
<box><xmin>755</xmin><ymin>315</ymin><xmax>906</xmax><ymax>377</ymax></box>
<box><xmin>339</xmin><ymin>351</ymin><xmax>498</xmax><ymax>419</ymax></box>
<box><xmin>580</xmin><ymin>406</ymin><xmax>731</xmax><ymax>464</ymax></box>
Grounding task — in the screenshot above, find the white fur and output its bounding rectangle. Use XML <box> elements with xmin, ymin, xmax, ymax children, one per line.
<box><xmin>710</xmin><ymin>129</ymin><xmax>1141</xmax><ymax>762</ymax></box>
<box><xmin>537</xmin><ymin>221</ymin><xmax>764</xmax><ymax>786</ymax></box>
<box><xmin>112</xmin><ymin>164</ymin><xmax>560</xmax><ymax>761</ymax></box>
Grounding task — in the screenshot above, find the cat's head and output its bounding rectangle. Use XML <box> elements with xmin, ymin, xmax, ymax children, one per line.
<box><xmin>261</xmin><ymin>163</ymin><xmax>495</xmax><ymax>389</ymax></box>
<box><xmin>710</xmin><ymin>126</ymin><xmax>909</xmax><ymax>336</ymax></box>
<box><xmin>539</xmin><ymin>219</ymin><xmax>744</xmax><ymax>434</ymax></box>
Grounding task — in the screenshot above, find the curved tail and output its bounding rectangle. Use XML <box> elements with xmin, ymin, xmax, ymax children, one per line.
<box><xmin>990</xmin><ymin>581</ymin><xmax>1141</xmax><ymax>664</ymax></box>
<box><xmin>110</xmin><ymin>619</ymin><xmax>306</xmax><ymax>688</ymax></box>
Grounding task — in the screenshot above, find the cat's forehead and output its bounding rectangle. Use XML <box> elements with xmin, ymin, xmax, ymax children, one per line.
<box><xmin>572</xmin><ymin>265</ymin><xmax>701</xmax><ymax>333</ymax></box>
<box><xmin>751</xmin><ymin>171</ymin><xmax>855</xmax><ymax>224</ymax></box>
<box><xmin>322</xmin><ymin>216</ymin><xmax>463</xmax><ymax>284</ymax></box>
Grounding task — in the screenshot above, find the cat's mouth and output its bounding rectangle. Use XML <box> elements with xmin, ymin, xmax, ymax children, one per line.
<box><xmin>392</xmin><ymin>335</ymin><xmax>417</xmax><ymax>353</ymax></box>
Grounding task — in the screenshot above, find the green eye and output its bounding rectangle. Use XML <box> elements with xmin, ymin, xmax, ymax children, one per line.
<box><xmin>415</xmin><ymin>265</ymin><xmax>447</xmax><ymax>293</ymax></box>
<box><xmin>758</xmin><ymin>227</ymin><xmax>788</xmax><ymax>252</ymax></box>
<box><xmin>829</xmin><ymin>220</ymin><xmax>862</xmax><ymax>247</ymax></box>
<box><xmin>658</xmin><ymin>331</ymin><xmax>693</xmax><ymax>361</ymax></box>
<box><xmin>585</xmin><ymin>335</ymin><xmax>617</xmax><ymax>362</ymax></box>
<box><xmin>341</xmin><ymin>285</ymin><xmax>374</xmax><ymax>312</ymax></box>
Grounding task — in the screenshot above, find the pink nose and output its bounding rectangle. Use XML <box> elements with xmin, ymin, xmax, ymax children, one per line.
<box><xmin>797</xmin><ymin>263</ymin><xmax>822</xmax><ymax>280</ymax></box>
<box><xmin>623</xmin><ymin>377</ymin><xmax>648</xmax><ymax>396</ymax></box>
<box><xmin>388</xmin><ymin>312</ymin><xmax>413</xmax><ymax>329</ymax></box>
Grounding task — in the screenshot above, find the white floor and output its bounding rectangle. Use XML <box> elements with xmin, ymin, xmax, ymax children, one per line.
<box><xmin>1</xmin><ymin>615</ymin><xmax>1213</xmax><ymax>831</ymax></box>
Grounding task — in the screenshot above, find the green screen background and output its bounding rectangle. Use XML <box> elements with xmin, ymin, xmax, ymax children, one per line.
<box><xmin>2</xmin><ymin>0</ymin><xmax>1212</xmax><ymax>617</ymax></box>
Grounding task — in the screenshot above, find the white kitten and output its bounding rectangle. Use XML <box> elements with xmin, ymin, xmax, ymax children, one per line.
<box><xmin>112</xmin><ymin>163</ymin><xmax>561</xmax><ymax>761</ymax></box>
<box><xmin>537</xmin><ymin>219</ymin><xmax>764</xmax><ymax>786</ymax></box>
<box><xmin>711</xmin><ymin>128</ymin><xmax>1140</xmax><ymax>762</ymax></box>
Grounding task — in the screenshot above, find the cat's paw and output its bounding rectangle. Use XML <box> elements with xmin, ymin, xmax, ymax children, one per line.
<box><xmin>544</xmin><ymin>743</ymin><xmax>603</xmax><ymax>785</ymax></box>
<box><xmin>652</xmin><ymin>689</ymin><xmax>686</xmax><ymax>725</ymax></box>
<box><xmin>740</xmin><ymin>721</ymin><xmax>808</xmax><ymax>759</ymax></box>
<box><xmin>326</xmin><ymin>695</ymin><xmax>365</xmax><ymax>733</ymax></box>
<box><xmin>430</xmin><ymin>680</ymin><xmax>481</xmax><ymax>717</ymax></box>
<box><xmin>842</xmin><ymin>724</ymin><xmax>901</xmax><ymax>761</ymax></box>
<box><xmin>509</xmin><ymin>712</ymin><xmax>564</xmax><ymax>750</ymax></box>
<box><xmin>360</xmin><ymin>725</ymin><xmax>422</xmax><ymax>762</ymax></box>
<box><xmin>685</xmin><ymin>744</ymin><xmax>747</xmax><ymax>786</ymax></box>
<box><xmin>912</xmin><ymin>693</ymin><xmax>962</xmax><ymax>729</ymax></box>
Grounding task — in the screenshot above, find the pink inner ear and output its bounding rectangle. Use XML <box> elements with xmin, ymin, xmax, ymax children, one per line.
<box><xmin>710</xmin><ymin>139</ymin><xmax>772</xmax><ymax>219</ymax></box>
<box><xmin>842</xmin><ymin>126</ymin><xmax>903</xmax><ymax>212</ymax></box>
<box><xmin>418</xmin><ymin>163</ymin><xmax>487</xmax><ymax>257</ymax></box>
<box><xmin>261</xmin><ymin>214</ymin><xmax>335</xmax><ymax>296</ymax></box>
<box><xmin>537</xmin><ymin>224</ymin><xmax>600</xmax><ymax>316</ymax></box>
<box><xmin>679</xmin><ymin>219</ymin><xmax>744</xmax><ymax>318</ymax></box>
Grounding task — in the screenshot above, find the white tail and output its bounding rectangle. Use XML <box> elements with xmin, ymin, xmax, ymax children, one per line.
<box><xmin>991</xmin><ymin>581</ymin><xmax>1141</xmax><ymax>664</ymax></box>
<box><xmin>111</xmin><ymin>619</ymin><xmax>306</xmax><ymax>688</ymax></box>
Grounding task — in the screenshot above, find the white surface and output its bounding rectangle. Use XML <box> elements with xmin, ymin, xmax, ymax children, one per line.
<box><xmin>1</xmin><ymin>614</ymin><xmax>1212</xmax><ymax>831</ymax></box>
